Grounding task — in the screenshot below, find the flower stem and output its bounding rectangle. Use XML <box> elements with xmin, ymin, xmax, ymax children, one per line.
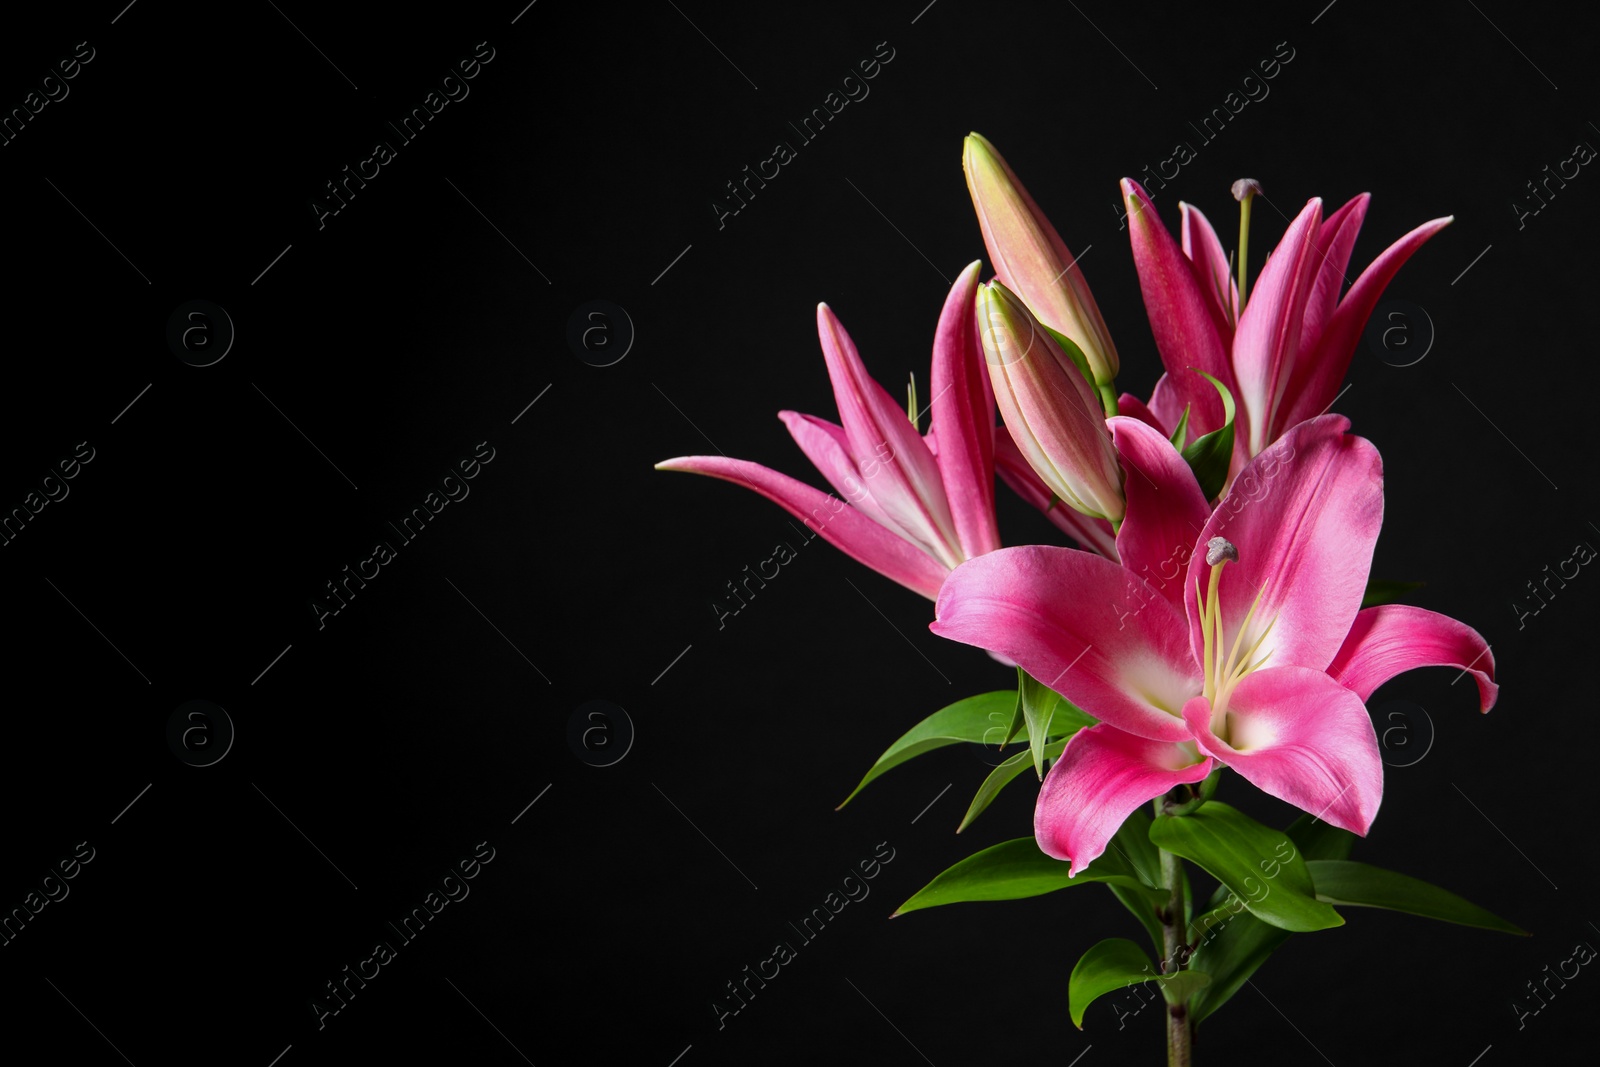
<box><xmin>1158</xmin><ymin>846</ymin><xmax>1194</xmax><ymax>1067</ymax></box>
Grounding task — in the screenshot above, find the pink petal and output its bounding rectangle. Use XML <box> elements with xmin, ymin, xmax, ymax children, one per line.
<box><xmin>1180</xmin><ymin>201</ymin><xmax>1238</xmax><ymax>339</ymax></box>
<box><xmin>930</xmin><ymin>261</ymin><xmax>1001</xmax><ymax>560</ymax></box>
<box><xmin>1146</xmin><ymin>373</ymin><xmax>1188</xmax><ymax>445</ymax></box>
<box><xmin>1185</xmin><ymin>415</ymin><xmax>1383</xmax><ymax>674</ymax></box>
<box><xmin>1110</xmin><ymin>416</ymin><xmax>1210</xmax><ymax>612</ymax></box>
<box><xmin>778</xmin><ymin>411</ymin><xmax>894</xmax><ymax>529</ymax></box>
<box><xmin>1116</xmin><ymin>392</ymin><xmax>1165</xmax><ymax>432</ymax></box>
<box><xmin>1036</xmin><ymin>724</ymin><xmax>1212</xmax><ymax>876</ymax></box>
<box><xmin>1183</xmin><ymin>666</ymin><xmax>1383</xmax><ymax>835</ymax></box>
<box><xmin>933</xmin><ymin>546</ymin><xmax>1201</xmax><ymax>742</ymax></box>
<box><xmin>994</xmin><ymin>434</ymin><xmax>1119</xmax><ymax>557</ymax></box>
<box><xmin>1123</xmin><ymin>180</ymin><xmax>1236</xmax><ymax>438</ymax></box>
<box><xmin>1297</xmin><ymin>193</ymin><xmax>1369</xmax><ymax>360</ymax></box>
<box><xmin>656</xmin><ymin>455</ymin><xmax>949</xmax><ymax>599</ymax></box>
<box><xmin>1232</xmin><ymin>197</ymin><xmax>1323</xmax><ymax>455</ymax></box>
<box><xmin>1328</xmin><ymin>604</ymin><xmax>1498</xmax><ymax>712</ymax></box>
<box><xmin>817</xmin><ymin>304</ymin><xmax>962</xmax><ymax>565</ymax></box>
<box><xmin>1279</xmin><ymin>215</ymin><xmax>1454</xmax><ymax>433</ymax></box>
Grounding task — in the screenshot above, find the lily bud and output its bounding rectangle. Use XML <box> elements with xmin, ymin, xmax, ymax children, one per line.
<box><xmin>963</xmin><ymin>132</ymin><xmax>1121</xmax><ymax>389</ymax></box>
<box><xmin>975</xmin><ymin>281</ymin><xmax>1125</xmax><ymax>523</ymax></box>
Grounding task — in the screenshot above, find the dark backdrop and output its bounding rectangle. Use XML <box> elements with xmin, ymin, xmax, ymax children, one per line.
<box><xmin>0</xmin><ymin>2</ymin><xmax>1593</xmax><ymax>1064</ymax></box>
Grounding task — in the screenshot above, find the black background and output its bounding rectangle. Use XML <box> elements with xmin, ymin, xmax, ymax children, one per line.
<box><xmin>0</xmin><ymin>1</ymin><xmax>1594</xmax><ymax>1064</ymax></box>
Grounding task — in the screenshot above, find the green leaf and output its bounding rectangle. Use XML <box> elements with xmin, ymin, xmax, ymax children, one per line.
<box><xmin>1285</xmin><ymin>814</ymin><xmax>1357</xmax><ymax>862</ymax></box>
<box><xmin>1188</xmin><ymin>910</ymin><xmax>1291</xmax><ymax>1024</ymax></box>
<box><xmin>1069</xmin><ymin>939</ymin><xmax>1159</xmax><ymax>1029</ymax></box>
<box><xmin>1040</xmin><ymin>324</ymin><xmax>1096</xmax><ymax>388</ymax></box>
<box><xmin>1112</xmin><ymin>807</ymin><xmax>1162</xmax><ymax>889</ymax></box>
<box><xmin>1179</xmin><ymin>371</ymin><xmax>1236</xmax><ymax>501</ymax></box>
<box><xmin>956</xmin><ymin>738</ymin><xmax>1069</xmax><ymax>832</ymax></box>
<box><xmin>892</xmin><ymin>837</ymin><xmax>1163</xmax><ymax>917</ymax></box>
<box><xmin>1104</xmin><ymin>808</ymin><xmax>1168</xmax><ymax>949</ymax></box>
<box><xmin>1018</xmin><ymin>669</ymin><xmax>1059</xmax><ymax>780</ymax></box>
<box><xmin>1168</xmin><ymin>403</ymin><xmax>1192</xmax><ymax>449</ymax></box>
<box><xmin>1149</xmin><ymin>802</ymin><xmax>1343</xmax><ymax>932</ymax></box>
<box><xmin>1362</xmin><ymin>578</ymin><xmax>1425</xmax><ymax>608</ymax></box>
<box><xmin>1002</xmin><ymin>676</ymin><xmax>1026</xmax><ymax>747</ymax></box>
<box><xmin>838</xmin><ymin>691</ymin><xmax>1016</xmax><ymax>808</ymax></box>
<box><xmin>1108</xmin><ymin>883</ymin><xmax>1167</xmax><ymax>952</ymax></box>
<box><xmin>1306</xmin><ymin>860</ymin><xmax>1529</xmax><ymax>935</ymax></box>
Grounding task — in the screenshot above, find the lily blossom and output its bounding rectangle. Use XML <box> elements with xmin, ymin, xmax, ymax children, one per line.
<box><xmin>976</xmin><ymin>280</ymin><xmax>1126</xmax><ymax>524</ymax></box>
<box><xmin>1121</xmin><ymin>178</ymin><xmax>1452</xmax><ymax>471</ymax></box>
<box><xmin>656</xmin><ymin>261</ymin><xmax>999</xmax><ymax>599</ymax></box>
<box><xmin>965</xmin><ymin>133</ymin><xmax>1120</xmax><ymax>399</ymax></box>
<box><xmin>931</xmin><ymin>415</ymin><xmax>1496</xmax><ymax>874</ymax></box>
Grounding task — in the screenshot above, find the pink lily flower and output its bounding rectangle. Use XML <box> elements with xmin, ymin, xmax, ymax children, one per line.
<box><xmin>656</xmin><ymin>262</ymin><xmax>1000</xmax><ymax>599</ymax></box>
<box><xmin>1122</xmin><ymin>178</ymin><xmax>1452</xmax><ymax>470</ymax></box>
<box><xmin>930</xmin><ymin>414</ymin><xmax>1496</xmax><ymax>874</ymax></box>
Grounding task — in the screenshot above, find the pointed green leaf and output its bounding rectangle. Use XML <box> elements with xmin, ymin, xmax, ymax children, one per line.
<box><xmin>1019</xmin><ymin>669</ymin><xmax>1058</xmax><ymax>780</ymax></box>
<box><xmin>1069</xmin><ymin>939</ymin><xmax>1158</xmax><ymax>1029</ymax></box>
<box><xmin>892</xmin><ymin>838</ymin><xmax>1164</xmax><ymax>917</ymax></box>
<box><xmin>1179</xmin><ymin>370</ymin><xmax>1236</xmax><ymax>501</ymax></box>
<box><xmin>1149</xmin><ymin>802</ymin><xmax>1342</xmax><ymax>932</ymax></box>
<box><xmin>1169</xmin><ymin>403</ymin><xmax>1192</xmax><ymax>449</ymax></box>
<box><xmin>957</xmin><ymin>739</ymin><xmax>1070</xmax><ymax>833</ymax></box>
<box><xmin>1187</xmin><ymin>910</ymin><xmax>1291</xmax><ymax>1024</ymax></box>
<box><xmin>1362</xmin><ymin>578</ymin><xmax>1425</xmax><ymax>608</ymax></box>
<box><xmin>1068</xmin><ymin>941</ymin><xmax>1209</xmax><ymax>1027</ymax></box>
<box><xmin>1285</xmin><ymin>813</ymin><xmax>1357</xmax><ymax>862</ymax></box>
<box><xmin>838</xmin><ymin>691</ymin><xmax>1016</xmax><ymax>808</ymax></box>
<box><xmin>1112</xmin><ymin>806</ymin><xmax>1163</xmax><ymax>889</ymax></box>
<box><xmin>1002</xmin><ymin>674</ymin><xmax>1026</xmax><ymax>747</ymax></box>
<box><xmin>1104</xmin><ymin>808</ymin><xmax>1169</xmax><ymax>950</ymax></box>
<box><xmin>1306</xmin><ymin>860</ymin><xmax>1528</xmax><ymax>935</ymax></box>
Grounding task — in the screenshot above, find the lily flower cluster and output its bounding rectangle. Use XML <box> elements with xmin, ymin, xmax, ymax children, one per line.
<box><xmin>658</xmin><ymin>134</ymin><xmax>1495</xmax><ymax>877</ymax></box>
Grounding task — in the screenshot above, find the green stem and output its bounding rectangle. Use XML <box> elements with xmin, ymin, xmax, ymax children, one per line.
<box><xmin>1158</xmin><ymin>846</ymin><xmax>1194</xmax><ymax>1067</ymax></box>
<box><xmin>1236</xmin><ymin>195</ymin><xmax>1253</xmax><ymax>310</ymax></box>
<box><xmin>1097</xmin><ymin>381</ymin><xmax>1118</xmax><ymax>419</ymax></box>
